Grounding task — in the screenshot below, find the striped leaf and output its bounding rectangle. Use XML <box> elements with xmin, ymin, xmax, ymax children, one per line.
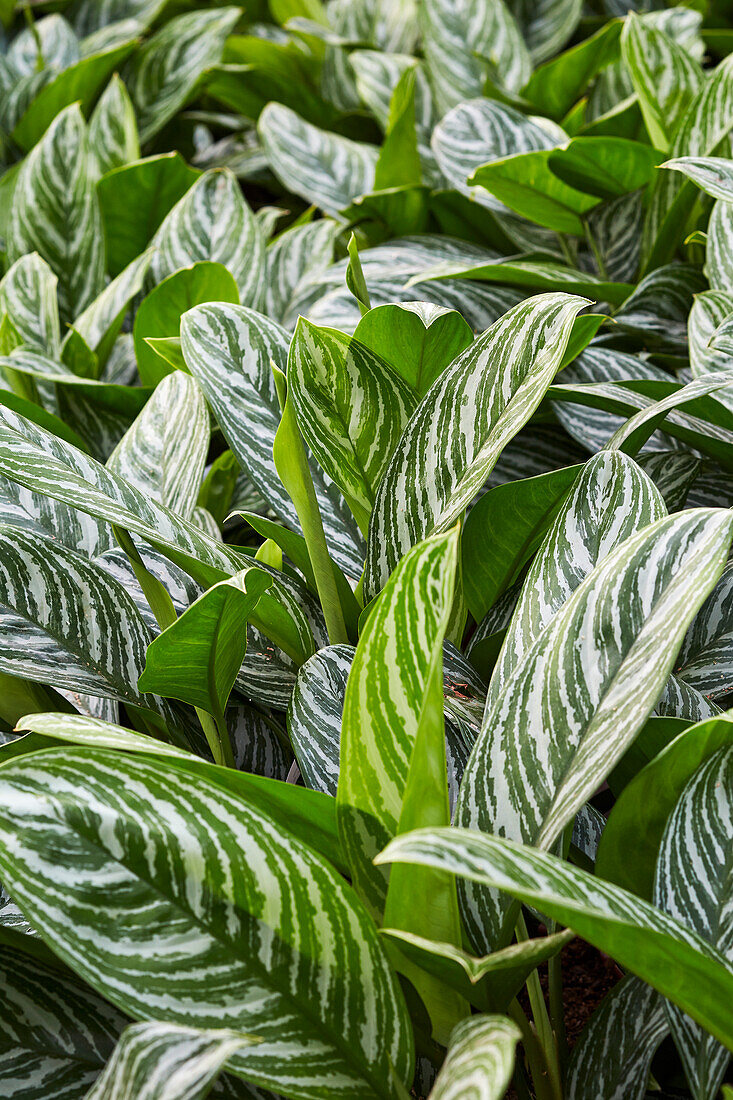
<box><xmin>0</xmin><ymin>748</ymin><xmax>414</xmax><ymax>1098</ymax></box>
<box><xmin>0</xmin><ymin>472</ymin><xmax>111</xmax><ymax>558</ymax></box>
<box><xmin>85</xmin><ymin>1022</ymin><xmax>258</xmax><ymax>1100</ymax></box>
<box><xmin>0</xmin><ymin>939</ymin><xmax>128</xmax><ymax>1099</ymax></box>
<box><xmin>125</xmin><ymin>8</ymin><xmax>239</xmax><ymax>144</ymax></box>
<box><xmin>457</xmin><ymin>508</ymin><xmax>733</xmax><ymax>951</ymax></box>
<box><xmin>663</xmin><ymin>155</ymin><xmax>733</xmax><ymax>202</ymax></box>
<box><xmin>654</xmin><ymin>747</ymin><xmax>733</xmax><ymax>1098</ymax></box>
<box><xmin>71</xmin><ymin>0</ymin><xmax>166</xmax><ymax>36</ymax></box>
<box><xmin>377</xmin><ymin>826</ymin><xmax>733</xmax><ymax>1053</ymax></box>
<box><xmin>363</xmin><ymin>292</ymin><xmax>587</xmax><ymax>600</ymax></box>
<box><xmin>228</xmin><ymin>705</ymin><xmax>290</xmax><ymax>782</ymax></box>
<box><xmin>258</xmin><ymin>104</ymin><xmax>377</xmax><ymax>217</ymax></box>
<box><xmin>107</xmin><ymin>373</ymin><xmax>209</xmax><ymax>522</ymax></box>
<box><xmin>565</xmin><ymin>976</ymin><xmax>668</xmax><ymax>1100</ymax></box>
<box><xmin>431</xmin><ymin>99</ymin><xmax>564</xmax><ymax>210</ymax></box>
<box><xmin>688</xmin><ymin>291</ymin><xmax>733</xmax><ymax>378</ymax></box>
<box><xmin>263</xmin><ymin>219</ymin><xmax>338</xmax><ymax>328</ymax></box>
<box><xmin>150</xmin><ymin>170</ymin><xmax>265</xmax><ymax>310</ymax></box>
<box><xmin>430</xmin><ymin>1015</ymin><xmax>520</xmax><ymax>1100</ymax></box>
<box><xmin>584</xmin><ymin>190</ymin><xmax>643</xmax><ymax>284</ymax></box>
<box><xmin>0</xmin><ymin>525</ymin><xmax>161</xmax><ymax>712</ymax></box>
<box><xmin>70</xmin><ymin>250</ymin><xmax>152</xmax><ymax>364</ymax></box>
<box><xmin>6</xmin><ymin>105</ymin><xmax>104</xmax><ymax>324</ymax></box>
<box><xmin>0</xmin><ymin>254</ymin><xmax>60</xmax><ymax>357</ymax></box>
<box><xmin>621</xmin><ymin>13</ymin><xmax>702</xmax><ymax>150</ymax></box>
<box><xmin>349</xmin><ymin>50</ymin><xmax>434</xmax><ymax>137</ymax></box>
<box><xmin>337</xmin><ymin>528</ymin><xmax>459</xmax><ymax>910</ymax></box>
<box><xmin>180</xmin><ymin>303</ymin><xmax>365</xmax><ymax>577</ymax></box>
<box><xmin>484</xmin><ymin>450</ymin><xmax>665</xmax><ymax>715</ymax></box>
<box><xmin>674</xmin><ymin>561</ymin><xmax>733</xmax><ymax>699</ymax></box>
<box><xmin>420</xmin><ymin>0</ymin><xmax>530</xmax><ymax>114</ymax></box>
<box><xmin>509</xmin><ymin>0</ymin><xmax>582</xmax><ymax>64</ymax></box>
<box><xmin>288</xmin><ymin>643</ymin><xmax>353</xmax><ymax>796</ymax></box>
<box><xmin>88</xmin><ymin>72</ymin><xmax>140</xmax><ymax>178</ymax></box>
<box><xmin>0</xmin><ymin>404</ymin><xmax>253</xmax><ymax>587</ymax></box>
<box><xmin>288</xmin><ymin>319</ymin><xmax>417</xmax><ymax>534</ymax></box>
<box><xmin>14</xmin><ymin>712</ymin><xmax>192</xmax><ymax>760</ymax></box>
<box><xmin>707</xmin><ymin>200</ymin><xmax>733</xmax><ymax>296</ymax></box>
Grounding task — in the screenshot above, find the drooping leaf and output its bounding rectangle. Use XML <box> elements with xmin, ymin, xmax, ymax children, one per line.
<box><xmin>662</xmin><ymin>155</ymin><xmax>733</xmax><ymax>202</ymax></box>
<box><xmin>0</xmin><ymin>748</ymin><xmax>414</xmax><ymax>1099</ymax></box>
<box><xmin>363</xmin><ymin>292</ymin><xmax>587</xmax><ymax>599</ymax></box>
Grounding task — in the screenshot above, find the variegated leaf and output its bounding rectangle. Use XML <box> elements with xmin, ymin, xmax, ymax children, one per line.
<box><xmin>228</xmin><ymin>705</ymin><xmax>290</xmax><ymax>781</ymax></box>
<box><xmin>0</xmin><ymin>524</ymin><xmax>161</xmax><ymax>713</ymax></box>
<box><xmin>420</xmin><ymin>0</ymin><xmax>530</xmax><ymax>115</ymax></box>
<box><xmin>258</xmin><ymin>104</ymin><xmax>378</xmax><ymax>217</ymax></box>
<box><xmin>125</xmin><ymin>8</ymin><xmax>240</xmax><ymax>144</ymax></box>
<box><xmin>565</xmin><ymin>976</ymin><xmax>668</xmax><ymax>1100</ymax></box>
<box><xmin>458</xmin><ymin>508</ymin><xmax>733</xmax><ymax>951</ymax></box>
<box><xmin>508</xmin><ymin>0</ymin><xmax>582</xmax><ymax>64</ymax></box>
<box><xmin>71</xmin><ymin>0</ymin><xmax>166</xmax><ymax>36</ymax></box>
<box><xmin>349</xmin><ymin>51</ymin><xmax>434</xmax><ymax>136</ymax></box>
<box><xmin>663</xmin><ymin>155</ymin><xmax>733</xmax><ymax>202</ymax></box>
<box><xmin>6</xmin><ymin>14</ymin><xmax>79</xmax><ymax>74</ymax></box>
<box><xmin>264</xmin><ymin>219</ymin><xmax>338</xmax><ymax>328</ymax></box>
<box><xmin>0</xmin><ymin>939</ymin><xmax>129</xmax><ymax>1099</ymax></box>
<box><xmin>288</xmin><ymin>319</ymin><xmax>417</xmax><ymax>533</ymax></box>
<box><xmin>70</xmin><ymin>250</ymin><xmax>152</xmax><ymax>361</ymax></box>
<box><xmin>180</xmin><ymin>303</ymin><xmax>365</xmax><ymax>577</ymax></box>
<box><xmin>0</xmin><ymin>472</ymin><xmax>112</xmax><ymax>559</ymax></box>
<box><xmin>675</xmin><ymin>560</ymin><xmax>733</xmax><ymax>699</ymax></box>
<box><xmin>288</xmin><ymin>644</ymin><xmax>353</xmax><ymax>797</ymax></box>
<box><xmin>484</xmin><ymin>450</ymin><xmax>665</xmax><ymax>715</ymax></box>
<box><xmin>150</xmin><ymin>170</ymin><xmax>265</xmax><ymax>310</ymax></box>
<box><xmin>430</xmin><ymin>1015</ymin><xmax>520</xmax><ymax>1100</ymax></box>
<box><xmin>85</xmin><ymin>1022</ymin><xmax>257</xmax><ymax>1100</ymax></box>
<box><xmin>88</xmin><ymin>72</ymin><xmax>140</xmax><ymax>178</ymax></box>
<box><xmin>688</xmin><ymin>290</ymin><xmax>733</xmax><ymax>378</ymax></box>
<box><xmin>377</xmin><ymin>826</ymin><xmax>733</xmax><ymax>1052</ymax></box>
<box><xmin>107</xmin><ymin>372</ymin><xmax>209</xmax><ymax>522</ymax></box>
<box><xmin>706</xmin><ymin>199</ymin><xmax>733</xmax><ymax>296</ymax></box>
<box><xmin>363</xmin><ymin>292</ymin><xmax>587</xmax><ymax>600</ymax></box>
<box><xmin>0</xmin><ymin>253</ymin><xmax>60</xmax><ymax>357</ymax></box>
<box><xmin>654</xmin><ymin>747</ymin><xmax>733</xmax><ymax>1098</ymax></box>
<box><xmin>431</xmin><ymin>99</ymin><xmax>564</xmax><ymax>210</ymax></box>
<box><xmin>0</xmin><ymin>749</ymin><xmax>414</xmax><ymax>1098</ymax></box>
<box><xmin>6</xmin><ymin>105</ymin><xmax>104</xmax><ymax>324</ymax></box>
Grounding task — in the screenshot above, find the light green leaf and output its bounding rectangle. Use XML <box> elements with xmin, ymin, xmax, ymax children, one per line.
<box><xmin>258</xmin><ymin>103</ymin><xmax>378</xmax><ymax>216</ymax></box>
<box><xmin>14</xmin><ymin>711</ymin><xmax>192</xmax><ymax>760</ymax></box>
<box><xmin>0</xmin><ymin>253</ymin><xmax>60</xmax><ymax>358</ymax></box>
<box><xmin>7</xmin><ymin>105</ymin><xmax>104</xmax><ymax>324</ymax></box>
<box><xmin>470</xmin><ymin>150</ymin><xmax>599</xmax><ymax>235</ymax></box>
<box><xmin>353</xmin><ymin>301</ymin><xmax>473</xmax><ymax>396</ymax></box>
<box><xmin>150</xmin><ymin>170</ymin><xmax>265</xmax><ymax>310</ymax></box>
<box><xmin>374</xmin><ymin>67</ymin><xmax>421</xmax><ymax>190</ymax></box>
<box><xmin>85</xmin><ymin>1021</ymin><xmax>258</xmax><ymax>1100</ymax></box>
<box><xmin>431</xmin><ymin>1015</ymin><xmax>520</xmax><ymax>1100</ymax></box>
<box><xmin>97</xmin><ymin>153</ymin><xmax>199</xmax><ymax>277</ymax></box>
<box><xmin>134</xmin><ymin>261</ymin><xmax>240</xmax><ymax>387</ymax></box>
<box><xmin>522</xmin><ymin>19</ymin><xmax>622</xmax><ymax>121</ymax></box>
<box><xmin>458</xmin><ymin>507</ymin><xmax>733</xmax><ymax>950</ymax></box>
<box><xmin>126</xmin><ymin>8</ymin><xmax>240</xmax><ymax>144</ymax></box>
<box><xmin>263</xmin><ymin>218</ymin><xmax>338</xmax><ymax>328</ymax></box>
<box><xmin>547</xmin><ymin>137</ymin><xmax>664</xmax><ymax>200</ymax></box>
<box><xmin>88</xmin><ymin>72</ymin><xmax>140</xmax><ymax>178</ymax></box>
<box><xmin>654</xmin><ymin>747</ymin><xmax>733</xmax><ymax>1098</ymax></box>
<box><xmin>364</xmin><ymin>292</ymin><xmax>587</xmax><ymax>599</ymax></box>
<box><xmin>377</xmin><ymin>826</ymin><xmax>733</xmax><ymax>1054</ymax></box>
<box><xmin>662</xmin><ymin>155</ymin><xmax>733</xmax><ymax>202</ymax></box>
<box><xmin>597</xmin><ymin>714</ymin><xmax>733</xmax><ymax>900</ymax></box>
<box><xmin>288</xmin><ymin>319</ymin><xmax>417</xmax><ymax>533</ymax></box>
<box><xmin>0</xmin><ymin>748</ymin><xmax>414</xmax><ymax>1098</ymax></box>
<box><xmin>565</xmin><ymin>976</ymin><xmax>668</xmax><ymax>1100</ymax></box>
<box><xmin>107</xmin><ymin>372</ymin><xmax>209</xmax><ymax>521</ymax></box>
<box><xmin>180</xmin><ymin>303</ymin><xmax>365</xmax><ymax>577</ymax></box>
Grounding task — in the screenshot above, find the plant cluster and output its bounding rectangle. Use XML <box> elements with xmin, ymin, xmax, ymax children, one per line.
<box><xmin>2</xmin><ymin>0</ymin><xmax>733</xmax><ymax>1097</ymax></box>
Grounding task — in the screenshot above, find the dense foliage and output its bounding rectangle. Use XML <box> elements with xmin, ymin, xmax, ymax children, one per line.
<box><xmin>2</xmin><ymin>0</ymin><xmax>733</xmax><ymax>1097</ymax></box>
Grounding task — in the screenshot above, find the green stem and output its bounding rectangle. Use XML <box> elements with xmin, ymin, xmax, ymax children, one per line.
<box><xmin>557</xmin><ymin>233</ymin><xmax>576</xmax><ymax>269</ymax></box>
<box><xmin>516</xmin><ymin>914</ymin><xmax>563</xmax><ymax>1100</ymax></box>
<box><xmin>583</xmin><ymin>218</ymin><xmax>608</xmax><ymax>280</ymax></box>
<box><xmin>509</xmin><ymin>1000</ymin><xmax>557</xmax><ymax>1100</ymax></box>
<box><xmin>195</xmin><ymin>708</ymin><xmax>235</xmax><ymax>768</ymax></box>
<box><xmin>548</xmin><ymin>920</ymin><xmax>568</xmax><ymax>1073</ymax></box>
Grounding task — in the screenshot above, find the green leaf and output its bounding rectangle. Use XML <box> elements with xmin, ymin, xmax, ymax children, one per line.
<box><xmin>263</xmin><ymin>218</ymin><xmax>338</xmax><ymax>328</ymax></box>
<box><xmin>547</xmin><ymin>137</ymin><xmax>664</xmax><ymax>200</ymax></box>
<box><xmin>353</xmin><ymin>302</ymin><xmax>473</xmax><ymax>396</ymax></box>
<box><xmin>597</xmin><ymin>714</ymin><xmax>733</xmax><ymax>900</ymax></box>
<box><xmin>621</xmin><ymin>13</ymin><xmax>702</xmax><ymax>150</ymax></box>
<box><xmin>7</xmin><ymin>104</ymin><xmax>104</xmax><ymax>324</ymax></box>
<box><xmin>150</xmin><ymin>170</ymin><xmax>265</xmax><ymax>310</ymax></box>
<box><xmin>0</xmin><ymin>748</ymin><xmax>414</xmax><ymax>1098</ymax></box>
<box><xmin>510</xmin><ymin>0</ymin><xmax>582</xmax><ymax>65</ymax></box>
<box><xmin>430</xmin><ymin>1015</ymin><xmax>520</xmax><ymax>1100</ymax></box>
<box><xmin>107</xmin><ymin>372</ymin><xmax>209</xmax><ymax>521</ymax></box>
<box><xmin>374</xmin><ymin>67</ymin><xmax>421</xmax><ymax>190</ymax></box>
<box><xmin>688</xmin><ymin>290</ymin><xmax>733</xmax><ymax>379</ymax></box>
<box><xmin>288</xmin><ymin>319</ymin><xmax>417</xmax><ymax>534</ymax></box>
<box><xmin>565</xmin><ymin>976</ymin><xmax>668</xmax><ymax>1100</ymax></box>
<box><xmin>134</xmin><ymin>261</ymin><xmax>240</xmax><ymax>387</ymax></box>
<box><xmin>470</xmin><ymin>150</ymin><xmax>599</xmax><ymax>234</ymax></box>
<box><xmin>662</xmin><ymin>155</ymin><xmax>733</xmax><ymax>201</ymax></box>
<box><xmin>97</xmin><ymin>153</ymin><xmax>199</xmax><ymax>277</ymax></box>
<box><xmin>0</xmin><ymin>253</ymin><xmax>60</xmax><ymax>358</ymax></box>
<box><xmin>458</xmin><ymin>506</ymin><xmax>733</xmax><ymax>950</ymax></box>
<box><xmin>420</xmin><ymin>0</ymin><xmax>530</xmax><ymax>114</ymax></box>
<box><xmin>88</xmin><ymin>72</ymin><xmax>140</xmax><ymax>178</ymax></box>
<box><xmin>258</xmin><ymin>103</ymin><xmax>378</xmax><ymax>216</ymax></box>
<box><xmin>364</xmin><ymin>292</ymin><xmax>587</xmax><ymax>599</ymax></box>
<box><xmin>288</xmin><ymin>643</ymin><xmax>353</xmax><ymax>796</ymax></box>
<box><xmin>462</xmin><ymin>464</ymin><xmax>581</xmax><ymax>623</ymax></box>
<box><xmin>523</xmin><ymin>19</ymin><xmax>622</xmax><ymax>121</ymax></box>
<box><xmin>377</xmin><ymin>826</ymin><xmax>733</xmax><ymax>1054</ymax></box>
<box><xmin>654</xmin><ymin>747</ymin><xmax>733</xmax><ymax>1098</ymax></box>
<box><xmin>85</xmin><ymin>1021</ymin><xmax>258</xmax><ymax>1100</ymax></box>
<box><xmin>180</xmin><ymin>303</ymin><xmax>365</xmax><ymax>578</ymax></box>
<box><xmin>70</xmin><ymin>249</ymin><xmax>152</xmax><ymax>368</ymax></box>
<box><xmin>126</xmin><ymin>8</ymin><xmax>240</xmax><ymax>144</ymax></box>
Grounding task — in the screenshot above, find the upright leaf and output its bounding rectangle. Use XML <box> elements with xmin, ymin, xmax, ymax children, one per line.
<box><xmin>0</xmin><ymin>253</ymin><xmax>60</xmax><ymax>358</ymax></box>
<box><xmin>88</xmin><ymin>72</ymin><xmax>140</xmax><ymax>177</ymax></box>
<box><xmin>621</xmin><ymin>14</ymin><xmax>702</xmax><ymax>150</ymax></box>
<box><xmin>430</xmin><ymin>1015</ymin><xmax>520</xmax><ymax>1100</ymax></box>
